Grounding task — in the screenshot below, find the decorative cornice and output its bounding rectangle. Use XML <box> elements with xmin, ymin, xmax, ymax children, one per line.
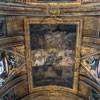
<box><xmin>0</xmin><ymin>8</ymin><xmax>99</xmax><ymax>16</ymax></box>
<box><xmin>79</xmin><ymin>75</ymin><xmax>100</xmax><ymax>95</ymax></box>
<box><xmin>0</xmin><ymin>0</ymin><xmax>99</xmax><ymax>4</ymax></box>
<box><xmin>0</xmin><ymin>2</ymin><xmax>100</xmax><ymax>16</ymax></box>
<box><xmin>0</xmin><ymin>75</ymin><xmax>27</xmax><ymax>98</ymax></box>
<box><xmin>82</xmin><ymin>0</ymin><xmax>100</xmax><ymax>3</ymax></box>
<box><xmin>82</xmin><ymin>37</ymin><xmax>100</xmax><ymax>49</ymax></box>
<box><xmin>0</xmin><ymin>36</ymin><xmax>24</xmax><ymax>48</ymax></box>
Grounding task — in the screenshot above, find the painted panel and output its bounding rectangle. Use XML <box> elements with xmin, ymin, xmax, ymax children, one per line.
<box><xmin>0</xmin><ymin>16</ymin><xmax>6</xmax><ymax>37</ymax></box>
<box><xmin>30</xmin><ymin>24</ymin><xmax>77</xmax><ymax>88</ymax></box>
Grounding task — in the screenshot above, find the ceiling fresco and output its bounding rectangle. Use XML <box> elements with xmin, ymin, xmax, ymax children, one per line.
<box><xmin>0</xmin><ymin>0</ymin><xmax>99</xmax><ymax>99</ymax></box>
<box><xmin>30</xmin><ymin>24</ymin><xmax>77</xmax><ymax>88</ymax></box>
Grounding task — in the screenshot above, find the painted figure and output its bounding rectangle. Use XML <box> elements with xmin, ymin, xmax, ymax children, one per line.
<box><xmin>0</xmin><ymin>52</ymin><xmax>9</xmax><ymax>87</ymax></box>
<box><xmin>0</xmin><ymin>60</ymin><xmax>5</xmax><ymax>87</ymax></box>
<box><xmin>0</xmin><ymin>60</ymin><xmax>4</xmax><ymax>75</ymax></box>
<box><xmin>8</xmin><ymin>55</ymin><xmax>18</xmax><ymax>69</ymax></box>
<box><xmin>44</xmin><ymin>51</ymin><xmax>62</xmax><ymax>66</ymax></box>
<box><xmin>84</xmin><ymin>56</ymin><xmax>100</xmax><ymax>78</ymax></box>
<box><xmin>97</xmin><ymin>59</ymin><xmax>100</xmax><ymax>78</ymax></box>
<box><xmin>33</xmin><ymin>50</ymin><xmax>45</xmax><ymax>66</ymax></box>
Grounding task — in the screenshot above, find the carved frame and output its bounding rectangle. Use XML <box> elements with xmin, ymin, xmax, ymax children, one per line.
<box><xmin>24</xmin><ymin>17</ymin><xmax>83</xmax><ymax>93</ymax></box>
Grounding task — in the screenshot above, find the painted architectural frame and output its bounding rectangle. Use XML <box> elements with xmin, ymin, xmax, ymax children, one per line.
<box><xmin>24</xmin><ymin>17</ymin><xmax>83</xmax><ymax>93</ymax></box>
